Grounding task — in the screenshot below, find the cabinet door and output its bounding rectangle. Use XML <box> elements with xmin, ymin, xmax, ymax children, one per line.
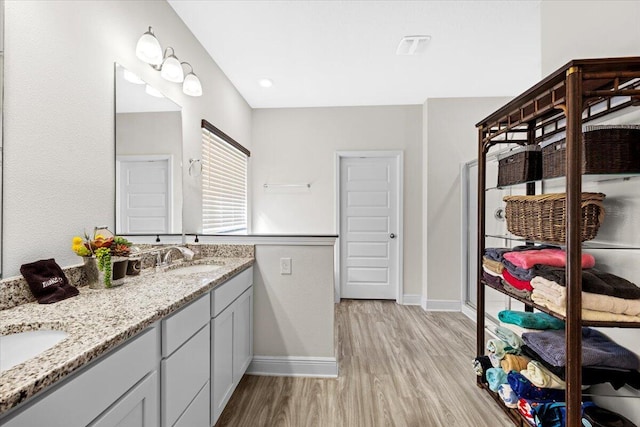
<box><xmin>161</xmin><ymin>324</ymin><xmax>210</xmax><ymax>427</ymax></box>
<box><xmin>233</xmin><ymin>286</ymin><xmax>253</xmax><ymax>384</ymax></box>
<box><xmin>211</xmin><ymin>307</ymin><xmax>234</xmax><ymax>425</ymax></box>
<box><xmin>173</xmin><ymin>381</ymin><xmax>209</xmax><ymax>427</ymax></box>
<box><xmin>89</xmin><ymin>371</ymin><xmax>159</xmax><ymax>427</ymax></box>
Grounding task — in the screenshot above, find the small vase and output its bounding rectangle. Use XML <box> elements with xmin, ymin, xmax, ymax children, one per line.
<box><xmin>111</xmin><ymin>256</ymin><xmax>129</xmax><ymax>287</ymax></box>
<box><xmin>83</xmin><ymin>256</ymin><xmax>127</xmax><ymax>289</ymax></box>
<box><xmin>83</xmin><ymin>256</ymin><xmax>104</xmax><ymax>289</ymax></box>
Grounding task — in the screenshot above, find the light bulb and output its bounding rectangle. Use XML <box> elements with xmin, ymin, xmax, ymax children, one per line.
<box><xmin>135</xmin><ymin>27</ymin><xmax>163</xmax><ymax>66</ymax></box>
<box><xmin>183</xmin><ymin>72</ymin><xmax>203</xmax><ymax>97</ymax></box>
<box><xmin>160</xmin><ymin>50</ymin><xmax>184</xmax><ymax>83</ymax></box>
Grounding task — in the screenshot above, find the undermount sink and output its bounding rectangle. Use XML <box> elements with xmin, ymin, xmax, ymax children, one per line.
<box><xmin>0</xmin><ymin>329</ymin><xmax>69</xmax><ymax>372</ymax></box>
<box><xmin>164</xmin><ymin>263</ymin><xmax>223</xmax><ymax>276</ymax></box>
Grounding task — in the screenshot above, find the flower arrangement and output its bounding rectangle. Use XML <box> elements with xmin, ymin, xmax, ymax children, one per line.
<box><xmin>72</xmin><ymin>230</ymin><xmax>132</xmax><ymax>288</ymax></box>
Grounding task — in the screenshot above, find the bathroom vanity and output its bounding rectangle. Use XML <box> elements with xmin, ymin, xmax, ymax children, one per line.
<box><xmin>0</xmin><ymin>249</ymin><xmax>254</xmax><ymax>427</ymax></box>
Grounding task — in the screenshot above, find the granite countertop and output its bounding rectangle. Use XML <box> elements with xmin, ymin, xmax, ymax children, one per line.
<box><xmin>0</xmin><ymin>255</ymin><xmax>254</xmax><ymax>415</ymax></box>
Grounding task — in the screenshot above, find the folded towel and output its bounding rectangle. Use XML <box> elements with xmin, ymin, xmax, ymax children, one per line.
<box><xmin>499</xmin><ymin>321</ymin><xmax>536</xmax><ymax>337</ymax></box>
<box><xmin>501</xmin><ymin>281</ymin><xmax>532</xmax><ymax>299</ymax></box>
<box><xmin>484</xmin><ymin>247</ymin><xmax>513</xmax><ymax>262</ymax></box>
<box><xmin>534</xmin><ymin>266</ymin><xmax>640</xmax><ymax>300</ymax></box>
<box><xmin>482</xmin><ymin>270</ymin><xmax>503</xmax><ymax>287</ymax></box>
<box><xmin>532</xmin><ymin>402</ymin><xmax>596</xmax><ymax>427</ymax></box>
<box><xmin>473</xmin><ymin>356</ymin><xmax>493</xmax><ymax>384</ymax></box>
<box><xmin>494</xmin><ymin>326</ymin><xmax>525</xmax><ymax>350</ymax></box>
<box><xmin>500</xmin><ymin>354</ymin><xmax>531</xmax><ymax>373</ymax></box>
<box><xmin>517</xmin><ymin>399</ymin><xmax>538</xmax><ymax>426</ymax></box>
<box><xmin>20</xmin><ymin>259</ymin><xmax>79</xmax><ymax>304</ymax></box>
<box><xmin>502</xmin><ymin>269</ymin><xmax>533</xmax><ymax>292</ymax></box>
<box><xmin>522</xmin><ymin>344</ymin><xmax>640</xmax><ymax>390</ymax></box>
<box><xmin>482</xmin><ymin>265</ymin><xmax>501</xmax><ymax>277</ymax></box>
<box><xmin>507</xmin><ymin>371</ymin><xmax>565</xmax><ymax>401</ymax></box>
<box><xmin>489</xmin><ymin>352</ymin><xmax>503</xmax><ymax>368</ymax></box>
<box><xmin>487</xmin><ymin>339</ymin><xmax>519</xmax><ymax>359</ymax></box>
<box><xmin>522</xmin><ymin>360</ymin><xmax>566</xmax><ymax>389</ymax></box>
<box><xmin>503</xmin><ymin>248</ymin><xmax>595</xmax><ymax>270</ymax></box>
<box><xmin>502</xmin><ymin>259</ymin><xmax>538</xmax><ymax>281</ymax></box>
<box><xmin>482</xmin><ymin>256</ymin><xmax>504</xmax><ymax>274</ymax></box>
<box><xmin>498</xmin><ymin>310</ymin><xmax>565</xmax><ymax>330</ymax></box>
<box><xmin>522</xmin><ymin>328</ymin><xmax>640</xmax><ymax>370</ymax></box>
<box><xmin>531</xmin><ymin>294</ymin><xmax>640</xmax><ymax>323</ymax></box>
<box><xmin>486</xmin><ymin>367</ymin><xmax>508</xmax><ymax>392</ymax></box>
<box><xmin>498</xmin><ymin>383</ymin><xmax>518</xmax><ymax>408</ymax></box>
<box><xmin>531</xmin><ymin>276</ymin><xmax>640</xmax><ymax>316</ymax></box>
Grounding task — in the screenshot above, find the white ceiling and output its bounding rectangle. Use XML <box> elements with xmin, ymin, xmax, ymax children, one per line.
<box><xmin>168</xmin><ymin>0</ymin><xmax>542</xmax><ymax>109</ymax></box>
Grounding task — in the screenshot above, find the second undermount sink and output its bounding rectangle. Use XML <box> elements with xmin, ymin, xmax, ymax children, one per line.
<box><xmin>0</xmin><ymin>329</ymin><xmax>69</xmax><ymax>372</ymax></box>
<box><xmin>164</xmin><ymin>263</ymin><xmax>223</xmax><ymax>276</ymax></box>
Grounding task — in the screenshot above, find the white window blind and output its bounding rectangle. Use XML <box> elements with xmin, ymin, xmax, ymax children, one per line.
<box><xmin>202</xmin><ymin>127</ymin><xmax>248</xmax><ymax>233</ymax></box>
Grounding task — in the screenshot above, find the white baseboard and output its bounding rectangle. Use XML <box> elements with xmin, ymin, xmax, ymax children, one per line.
<box><xmin>421</xmin><ymin>298</ymin><xmax>462</xmax><ymax>312</ymax></box>
<box><xmin>460</xmin><ymin>303</ymin><xmax>476</xmax><ymax>321</ymax></box>
<box><xmin>247</xmin><ymin>356</ymin><xmax>338</xmax><ymax>378</ymax></box>
<box><xmin>401</xmin><ymin>294</ymin><xmax>422</xmax><ymax>305</ymax></box>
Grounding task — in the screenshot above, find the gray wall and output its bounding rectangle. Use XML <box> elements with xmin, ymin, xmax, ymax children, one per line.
<box><xmin>251</xmin><ymin>105</ymin><xmax>424</xmax><ymax>298</ymax></box>
<box><xmin>423</xmin><ymin>97</ymin><xmax>512</xmax><ymax>308</ymax></box>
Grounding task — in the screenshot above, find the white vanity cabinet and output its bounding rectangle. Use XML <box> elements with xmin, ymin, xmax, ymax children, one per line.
<box><xmin>0</xmin><ymin>326</ymin><xmax>160</xmax><ymax>427</ymax></box>
<box><xmin>211</xmin><ymin>266</ymin><xmax>253</xmax><ymax>425</ymax></box>
<box><xmin>160</xmin><ymin>294</ymin><xmax>210</xmax><ymax>427</ymax></box>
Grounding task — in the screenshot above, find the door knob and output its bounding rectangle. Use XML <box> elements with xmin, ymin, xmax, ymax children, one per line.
<box><xmin>390</xmin><ymin>233</ymin><xmax>396</xmax><ymax>239</ymax></box>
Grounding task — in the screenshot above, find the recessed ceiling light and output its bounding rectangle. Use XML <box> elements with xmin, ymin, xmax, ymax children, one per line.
<box><xmin>259</xmin><ymin>78</ymin><xmax>273</xmax><ymax>88</ymax></box>
<box><xmin>396</xmin><ymin>35</ymin><xmax>431</xmax><ymax>55</ymax></box>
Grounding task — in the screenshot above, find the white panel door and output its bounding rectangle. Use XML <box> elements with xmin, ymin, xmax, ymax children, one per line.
<box><xmin>119</xmin><ymin>159</ymin><xmax>170</xmax><ymax>234</ymax></box>
<box><xmin>340</xmin><ymin>156</ymin><xmax>399</xmax><ymax>300</ymax></box>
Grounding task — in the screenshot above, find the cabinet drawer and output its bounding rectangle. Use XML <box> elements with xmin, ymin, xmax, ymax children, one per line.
<box><xmin>212</xmin><ymin>267</ymin><xmax>253</xmax><ymax>317</ymax></box>
<box><xmin>173</xmin><ymin>381</ymin><xmax>209</xmax><ymax>427</ymax></box>
<box><xmin>1</xmin><ymin>326</ymin><xmax>159</xmax><ymax>427</ymax></box>
<box><xmin>162</xmin><ymin>294</ymin><xmax>210</xmax><ymax>357</ymax></box>
<box><xmin>161</xmin><ymin>324</ymin><xmax>209</xmax><ymax>427</ymax></box>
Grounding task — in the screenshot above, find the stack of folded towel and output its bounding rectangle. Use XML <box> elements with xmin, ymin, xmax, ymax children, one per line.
<box><xmin>531</xmin><ymin>266</ymin><xmax>640</xmax><ymax>322</ymax></box>
<box><xmin>483</xmin><ymin>246</ymin><xmax>598</xmax><ymax>303</ymax></box>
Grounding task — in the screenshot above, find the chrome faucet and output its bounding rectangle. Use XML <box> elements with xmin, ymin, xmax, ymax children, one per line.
<box><xmin>162</xmin><ymin>246</ymin><xmax>195</xmax><ymax>265</ymax></box>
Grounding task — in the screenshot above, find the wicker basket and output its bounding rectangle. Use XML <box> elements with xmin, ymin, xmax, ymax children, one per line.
<box><xmin>498</xmin><ymin>146</ymin><xmax>542</xmax><ymax>187</ymax></box>
<box><xmin>503</xmin><ymin>192</ymin><xmax>606</xmax><ymax>244</ymax></box>
<box><xmin>542</xmin><ymin>127</ymin><xmax>640</xmax><ymax>179</ymax></box>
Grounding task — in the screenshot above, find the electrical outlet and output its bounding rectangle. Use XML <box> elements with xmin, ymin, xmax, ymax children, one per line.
<box><xmin>280</xmin><ymin>257</ymin><xmax>292</xmax><ymax>275</ymax></box>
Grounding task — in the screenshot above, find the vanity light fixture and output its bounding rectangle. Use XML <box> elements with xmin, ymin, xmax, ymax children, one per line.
<box><xmin>135</xmin><ymin>26</ymin><xmax>203</xmax><ymax>97</ymax></box>
<box><xmin>182</xmin><ymin>62</ymin><xmax>203</xmax><ymax>97</ymax></box>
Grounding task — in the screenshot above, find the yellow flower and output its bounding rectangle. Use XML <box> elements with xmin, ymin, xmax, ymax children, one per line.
<box><xmin>72</xmin><ymin>236</ymin><xmax>84</xmax><ymax>245</ymax></box>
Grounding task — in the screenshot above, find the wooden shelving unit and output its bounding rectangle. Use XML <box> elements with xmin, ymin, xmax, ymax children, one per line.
<box><xmin>475</xmin><ymin>57</ymin><xmax>640</xmax><ymax>427</ymax></box>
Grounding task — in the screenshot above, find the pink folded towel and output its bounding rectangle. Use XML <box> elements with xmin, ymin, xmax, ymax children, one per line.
<box><xmin>503</xmin><ymin>249</ymin><xmax>595</xmax><ymax>270</ymax></box>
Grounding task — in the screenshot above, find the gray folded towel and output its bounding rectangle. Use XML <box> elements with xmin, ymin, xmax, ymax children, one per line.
<box><xmin>522</xmin><ymin>327</ymin><xmax>639</xmax><ymax>370</ymax></box>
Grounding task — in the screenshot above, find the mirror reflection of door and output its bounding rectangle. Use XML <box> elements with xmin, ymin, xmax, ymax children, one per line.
<box><xmin>114</xmin><ymin>63</ymin><xmax>183</xmax><ymax>234</ymax></box>
<box><xmin>116</xmin><ymin>156</ymin><xmax>172</xmax><ymax>234</ymax></box>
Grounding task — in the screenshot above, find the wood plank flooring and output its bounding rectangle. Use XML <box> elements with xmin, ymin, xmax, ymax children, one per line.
<box><xmin>215</xmin><ymin>300</ymin><xmax>512</xmax><ymax>427</ymax></box>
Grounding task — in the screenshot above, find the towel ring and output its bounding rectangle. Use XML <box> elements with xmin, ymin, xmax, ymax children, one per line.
<box><xmin>188</xmin><ymin>158</ymin><xmax>202</xmax><ymax>177</ymax></box>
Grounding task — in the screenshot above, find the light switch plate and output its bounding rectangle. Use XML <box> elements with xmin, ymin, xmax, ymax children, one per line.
<box><xmin>280</xmin><ymin>257</ymin><xmax>292</xmax><ymax>275</ymax></box>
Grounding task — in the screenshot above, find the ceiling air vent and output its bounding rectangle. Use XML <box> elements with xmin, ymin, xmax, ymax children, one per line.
<box><xmin>396</xmin><ymin>35</ymin><xmax>431</xmax><ymax>55</ymax></box>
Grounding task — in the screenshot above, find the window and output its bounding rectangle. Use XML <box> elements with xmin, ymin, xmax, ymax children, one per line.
<box><xmin>201</xmin><ymin>120</ymin><xmax>250</xmax><ymax>234</ymax></box>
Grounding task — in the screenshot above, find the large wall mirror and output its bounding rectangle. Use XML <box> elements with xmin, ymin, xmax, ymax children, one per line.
<box><xmin>115</xmin><ymin>63</ymin><xmax>183</xmax><ymax>235</ymax></box>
